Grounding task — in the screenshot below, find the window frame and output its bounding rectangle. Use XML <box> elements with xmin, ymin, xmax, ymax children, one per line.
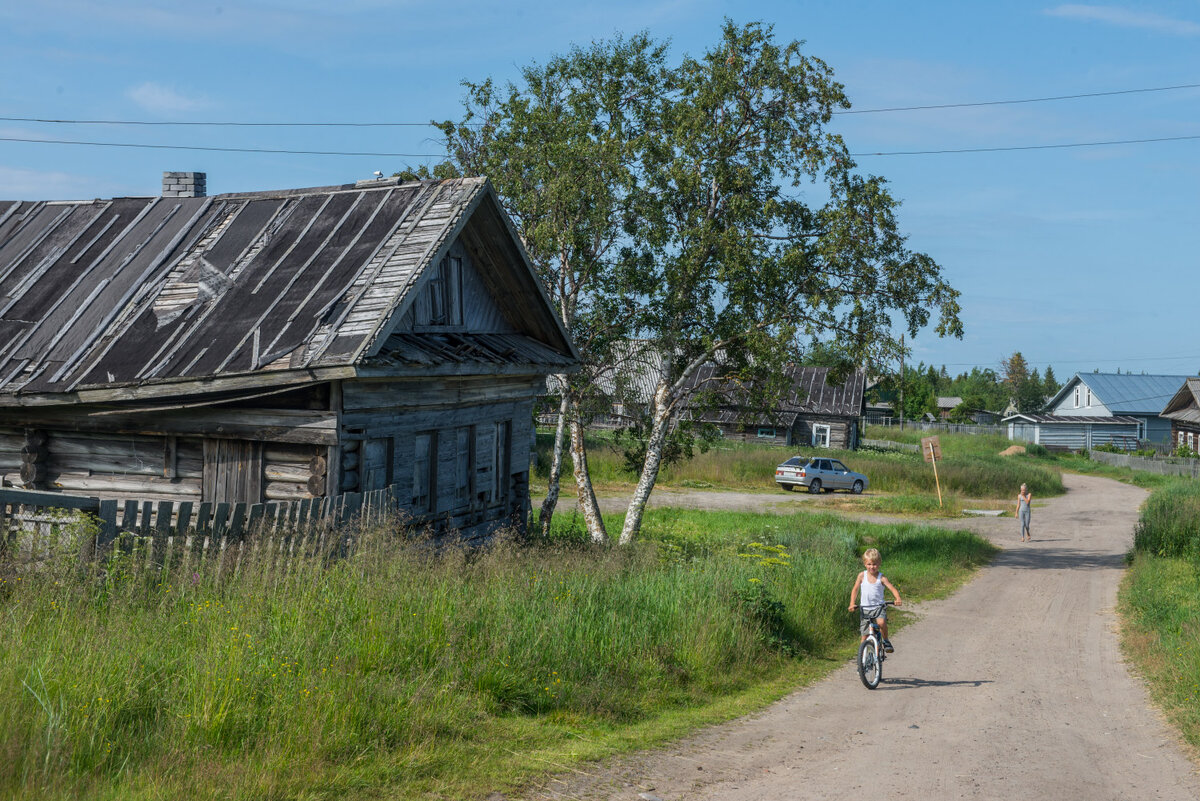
<box><xmin>812</xmin><ymin>423</ymin><xmax>831</xmax><ymax>448</ymax></box>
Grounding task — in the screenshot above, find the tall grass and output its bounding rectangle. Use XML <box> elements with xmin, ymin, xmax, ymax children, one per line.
<box><xmin>1120</xmin><ymin>479</ymin><xmax>1200</xmax><ymax>754</ymax></box>
<box><xmin>0</xmin><ymin>509</ymin><xmax>994</xmax><ymax>799</ymax></box>
<box><xmin>1120</xmin><ymin>556</ymin><xmax>1200</xmax><ymax>753</ymax></box>
<box><xmin>1133</xmin><ymin>480</ymin><xmax>1200</xmax><ymax>559</ymax></box>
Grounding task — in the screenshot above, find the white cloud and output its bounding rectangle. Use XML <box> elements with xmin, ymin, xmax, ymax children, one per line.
<box><xmin>1045</xmin><ymin>5</ymin><xmax>1200</xmax><ymax>36</ymax></box>
<box><xmin>126</xmin><ymin>82</ymin><xmax>210</xmax><ymax>114</ymax></box>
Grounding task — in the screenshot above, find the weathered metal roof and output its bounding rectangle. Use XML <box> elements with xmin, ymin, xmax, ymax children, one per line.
<box><xmin>1048</xmin><ymin>373</ymin><xmax>1191</xmax><ymax>415</ymax></box>
<box><xmin>0</xmin><ymin>177</ymin><xmax>574</xmax><ymax>403</ymax></box>
<box><xmin>1160</xmin><ymin>377</ymin><xmax>1200</xmax><ymax>424</ymax></box>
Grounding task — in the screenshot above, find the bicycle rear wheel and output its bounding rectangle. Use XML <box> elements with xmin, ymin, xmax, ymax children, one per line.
<box><xmin>858</xmin><ymin>636</ymin><xmax>882</xmax><ymax>689</ymax></box>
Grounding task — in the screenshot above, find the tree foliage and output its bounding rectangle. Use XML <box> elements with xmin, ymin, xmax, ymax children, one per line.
<box><xmin>417</xmin><ymin>20</ymin><xmax>963</xmax><ymax>542</ymax></box>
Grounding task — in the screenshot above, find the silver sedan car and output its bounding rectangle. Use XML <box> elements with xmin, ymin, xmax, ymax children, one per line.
<box><xmin>775</xmin><ymin>456</ymin><xmax>868</xmax><ymax>494</ymax></box>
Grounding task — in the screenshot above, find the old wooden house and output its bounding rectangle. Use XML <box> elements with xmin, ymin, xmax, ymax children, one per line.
<box><xmin>0</xmin><ymin>173</ymin><xmax>576</xmax><ymax>539</ymax></box>
<box><xmin>1160</xmin><ymin>378</ymin><xmax>1200</xmax><ymax>452</ymax></box>
<box><xmin>686</xmin><ymin>365</ymin><xmax>866</xmax><ymax>449</ymax></box>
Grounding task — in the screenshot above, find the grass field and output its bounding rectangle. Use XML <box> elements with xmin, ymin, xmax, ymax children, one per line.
<box><xmin>536</xmin><ymin>426</ymin><xmax>1065</xmax><ymax>505</ymax></box>
<box><xmin>0</xmin><ymin>506</ymin><xmax>995</xmax><ymax>800</ymax></box>
<box><xmin>1119</xmin><ymin>479</ymin><xmax>1200</xmax><ymax>756</ymax></box>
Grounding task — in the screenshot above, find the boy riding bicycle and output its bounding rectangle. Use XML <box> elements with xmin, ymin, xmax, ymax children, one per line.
<box><xmin>849</xmin><ymin>548</ymin><xmax>902</xmax><ymax>652</ymax></box>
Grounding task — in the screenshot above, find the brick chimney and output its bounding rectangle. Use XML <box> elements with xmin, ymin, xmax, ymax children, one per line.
<box><xmin>162</xmin><ymin>171</ymin><xmax>207</xmax><ymax>197</ymax></box>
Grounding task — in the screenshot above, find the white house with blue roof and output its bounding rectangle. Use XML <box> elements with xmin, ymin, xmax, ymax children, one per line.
<box><xmin>1005</xmin><ymin>372</ymin><xmax>1189</xmax><ymax>450</ymax></box>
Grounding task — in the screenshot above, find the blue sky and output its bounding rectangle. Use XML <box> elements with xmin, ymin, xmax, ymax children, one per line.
<box><xmin>3</xmin><ymin>1</ymin><xmax>1198</xmax><ymax>379</ymax></box>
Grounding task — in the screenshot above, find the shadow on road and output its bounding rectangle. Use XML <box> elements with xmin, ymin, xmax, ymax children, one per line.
<box><xmin>878</xmin><ymin>677</ymin><xmax>994</xmax><ymax>690</ymax></box>
<box><xmin>994</xmin><ymin>543</ymin><xmax>1127</xmax><ymax>571</ymax></box>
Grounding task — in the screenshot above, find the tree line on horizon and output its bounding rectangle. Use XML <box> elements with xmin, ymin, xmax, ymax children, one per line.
<box><xmin>857</xmin><ymin>350</ymin><xmax>1059</xmax><ymax>421</ymax></box>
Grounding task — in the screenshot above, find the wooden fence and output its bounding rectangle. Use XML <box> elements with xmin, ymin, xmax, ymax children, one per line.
<box><xmin>866</xmin><ymin>420</ymin><xmax>1006</xmax><ymax>436</ymax></box>
<box><xmin>1087</xmin><ymin>449</ymin><xmax>1200</xmax><ymax>479</ymax></box>
<box><xmin>861</xmin><ymin>438</ymin><xmax>920</xmax><ymax>454</ymax></box>
<box><xmin>0</xmin><ymin>486</ymin><xmax>404</xmax><ymax>570</ymax></box>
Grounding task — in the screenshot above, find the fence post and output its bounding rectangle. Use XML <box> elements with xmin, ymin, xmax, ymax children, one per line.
<box><xmin>94</xmin><ymin>499</ymin><xmax>119</xmax><ymax>561</ymax></box>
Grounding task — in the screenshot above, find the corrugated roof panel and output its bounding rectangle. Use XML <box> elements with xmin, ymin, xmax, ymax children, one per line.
<box><xmin>1078</xmin><ymin>373</ymin><xmax>1191</xmax><ymax>415</ymax></box>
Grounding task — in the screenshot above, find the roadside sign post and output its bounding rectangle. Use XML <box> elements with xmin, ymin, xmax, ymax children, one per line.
<box><xmin>921</xmin><ymin>435</ymin><xmax>943</xmax><ymax>508</ymax></box>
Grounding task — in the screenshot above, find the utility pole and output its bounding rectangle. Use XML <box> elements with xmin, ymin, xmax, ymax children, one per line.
<box><xmin>899</xmin><ymin>333</ymin><xmax>905</xmax><ymax>431</ymax></box>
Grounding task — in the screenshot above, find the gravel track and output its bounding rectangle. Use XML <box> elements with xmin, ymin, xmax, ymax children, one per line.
<box><xmin>526</xmin><ymin>473</ymin><xmax>1200</xmax><ymax>800</ymax></box>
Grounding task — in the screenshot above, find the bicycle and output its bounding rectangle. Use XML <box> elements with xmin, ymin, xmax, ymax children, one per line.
<box><xmin>853</xmin><ymin>600</ymin><xmax>895</xmax><ymax>689</ymax></box>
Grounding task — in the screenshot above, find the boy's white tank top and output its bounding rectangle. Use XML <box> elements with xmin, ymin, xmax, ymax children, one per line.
<box><xmin>860</xmin><ymin>572</ymin><xmax>886</xmax><ymax>607</ymax></box>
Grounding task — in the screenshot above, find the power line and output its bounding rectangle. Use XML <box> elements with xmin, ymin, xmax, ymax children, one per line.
<box><xmin>836</xmin><ymin>82</ymin><xmax>1200</xmax><ymax>115</ymax></box>
<box><xmin>0</xmin><ymin>115</ymin><xmax>437</xmax><ymax>127</ymax></box>
<box><xmin>7</xmin><ymin>131</ymin><xmax>1200</xmax><ymax>161</ymax></box>
<box><xmin>851</xmin><ymin>133</ymin><xmax>1200</xmax><ymax>157</ymax></box>
<box><xmin>0</xmin><ymin>136</ymin><xmax>443</xmax><ymax>158</ymax></box>
<box><xmin>3</xmin><ymin>81</ymin><xmax>1199</xmax><ymax>128</ymax></box>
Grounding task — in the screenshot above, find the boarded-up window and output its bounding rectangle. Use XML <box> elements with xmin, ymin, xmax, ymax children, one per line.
<box><xmin>493</xmin><ymin>420</ymin><xmax>511</xmax><ymax>503</ymax></box>
<box><xmin>454</xmin><ymin>426</ymin><xmax>474</xmax><ymax>506</ymax></box>
<box><xmin>413</xmin><ymin>433</ymin><xmax>435</xmax><ymax>512</ymax></box>
<box><xmin>202</xmin><ymin>439</ymin><xmax>263</xmax><ymax>504</ymax></box>
<box><xmin>415</xmin><ymin>256</ymin><xmax>463</xmax><ymax>327</ymax></box>
<box><xmin>362</xmin><ymin>438</ymin><xmax>394</xmax><ymax>491</ymax></box>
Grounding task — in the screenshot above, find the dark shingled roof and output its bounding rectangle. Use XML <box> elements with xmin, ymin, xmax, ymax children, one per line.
<box><xmin>686</xmin><ymin>365</ymin><xmax>866</xmax><ymax>427</ymax></box>
<box><xmin>0</xmin><ymin>177</ymin><xmax>573</xmax><ymax>403</ymax></box>
<box><xmin>1160</xmin><ymin>378</ymin><xmax>1200</xmax><ymax>425</ymax></box>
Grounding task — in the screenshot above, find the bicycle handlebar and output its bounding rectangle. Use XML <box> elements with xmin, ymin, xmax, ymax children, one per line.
<box><xmin>850</xmin><ymin>600</ymin><xmax>896</xmax><ymax>613</ymax></box>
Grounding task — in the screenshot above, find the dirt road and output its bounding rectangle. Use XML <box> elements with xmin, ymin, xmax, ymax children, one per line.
<box><xmin>529</xmin><ymin>474</ymin><xmax>1200</xmax><ymax>800</ymax></box>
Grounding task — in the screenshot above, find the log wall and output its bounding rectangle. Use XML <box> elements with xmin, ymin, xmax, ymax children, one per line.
<box><xmin>341</xmin><ymin>375</ymin><xmax>538</xmax><ymax>538</ymax></box>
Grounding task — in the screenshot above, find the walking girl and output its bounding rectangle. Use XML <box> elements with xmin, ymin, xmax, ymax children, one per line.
<box><xmin>1016</xmin><ymin>482</ymin><xmax>1032</xmax><ymax>541</ymax></box>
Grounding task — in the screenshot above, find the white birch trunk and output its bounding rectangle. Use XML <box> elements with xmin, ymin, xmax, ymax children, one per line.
<box><xmin>567</xmin><ymin>394</ymin><xmax>609</xmax><ymax>544</ymax></box>
<box><xmin>618</xmin><ymin>382</ymin><xmax>673</xmax><ymax>545</ymax></box>
<box><xmin>538</xmin><ymin>391</ymin><xmax>569</xmax><ymax>538</ymax></box>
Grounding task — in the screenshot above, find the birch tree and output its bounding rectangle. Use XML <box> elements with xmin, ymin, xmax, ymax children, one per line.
<box><xmin>614</xmin><ymin>21</ymin><xmax>962</xmax><ymax>543</ymax></box>
<box><xmin>414</xmin><ymin>35</ymin><xmax>667</xmax><ymax>543</ymax></box>
<box><xmin>416</xmin><ymin>21</ymin><xmax>962</xmax><ymax>545</ymax></box>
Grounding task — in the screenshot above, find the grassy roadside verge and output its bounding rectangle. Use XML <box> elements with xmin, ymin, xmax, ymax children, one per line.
<box><xmin>1118</xmin><ymin>479</ymin><xmax>1200</xmax><ymax>756</ymax></box>
<box><xmin>0</xmin><ymin>508</ymin><xmax>995</xmax><ymax>800</ymax></box>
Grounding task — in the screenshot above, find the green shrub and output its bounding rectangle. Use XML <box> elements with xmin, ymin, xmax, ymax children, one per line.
<box><xmin>1024</xmin><ymin>443</ymin><xmax>1048</xmax><ymax>458</ymax></box>
<box><xmin>1134</xmin><ymin>481</ymin><xmax>1200</xmax><ymax>559</ymax></box>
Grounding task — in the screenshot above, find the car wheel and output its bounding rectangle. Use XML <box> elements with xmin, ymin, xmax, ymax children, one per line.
<box><xmin>779</xmin><ymin>483</ymin><xmax>794</xmax><ymax>492</ymax></box>
<box><xmin>808</xmin><ymin>479</ymin><xmax>822</xmax><ymax>494</ymax></box>
<box><xmin>852</xmin><ymin>480</ymin><xmax>864</xmax><ymax>494</ymax></box>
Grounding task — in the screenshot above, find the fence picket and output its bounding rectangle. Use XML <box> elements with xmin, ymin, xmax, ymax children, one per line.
<box><xmin>1</xmin><ymin>479</ymin><xmax>407</xmax><ymax>579</ymax></box>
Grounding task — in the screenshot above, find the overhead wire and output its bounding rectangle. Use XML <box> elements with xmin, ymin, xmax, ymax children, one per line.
<box><xmin>2</xmin><ymin>81</ymin><xmax>1198</xmax><ymax>127</ymax></box>
<box><xmin>0</xmin><ymin>136</ymin><xmax>441</xmax><ymax>158</ymax></box>
<box><xmin>834</xmin><ymin>81</ymin><xmax>1200</xmax><ymax>114</ymax></box>
<box><xmin>850</xmin><ymin>133</ymin><xmax>1200</xmax><ymax>157</ymax></box>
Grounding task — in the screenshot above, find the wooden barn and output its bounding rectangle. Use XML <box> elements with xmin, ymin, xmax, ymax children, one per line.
<box><xmin>0</xmin><ymin>173</ymin><xmax>576</xmax><ymax>540</ymax></box>
<box><xmin>686</xmin><ymin>365</ymin><xmax>866</xmax><ymax>449</ymax></box>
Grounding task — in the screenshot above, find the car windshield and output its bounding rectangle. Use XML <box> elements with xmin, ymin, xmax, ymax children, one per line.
<box><xmin>782</xmin><ymin>457</ymin><xmax>801</xmax><ymax>466</ymax></box>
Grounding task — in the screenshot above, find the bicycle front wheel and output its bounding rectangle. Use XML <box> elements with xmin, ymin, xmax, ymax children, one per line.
<box><xmin>858</xmin><ymin>636</ymin><xmax>882</xmax><ymax>689</ymax></box>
